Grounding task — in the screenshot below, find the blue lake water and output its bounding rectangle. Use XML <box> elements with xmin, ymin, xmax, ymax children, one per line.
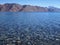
<box><xmin>0</xmin><ymin>12</ymin><xmax>60</xmax><ymax>45</ymax></box>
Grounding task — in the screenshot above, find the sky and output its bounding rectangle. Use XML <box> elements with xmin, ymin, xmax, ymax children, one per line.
<box><xmin>0</xmin><ymin>0</ymin><xmax>60</xmax><ymax>8</ymax></box>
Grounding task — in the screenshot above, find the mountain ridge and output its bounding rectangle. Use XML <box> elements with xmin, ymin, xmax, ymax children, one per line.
<box><xmin>0</xmin><ymin>3</ymin><xmax>60</xmax><ymax>12</ymax></box>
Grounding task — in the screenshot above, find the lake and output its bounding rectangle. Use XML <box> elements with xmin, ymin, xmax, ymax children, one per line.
<box><xmin>0</xmin><ymin>12</ymin><xmax>60</xmax><ymax>45</ymax></box>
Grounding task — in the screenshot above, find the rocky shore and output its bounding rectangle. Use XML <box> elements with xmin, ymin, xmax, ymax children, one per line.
<box><xmin>0</xmin><ymin>24</ymin><xmax>60</xmax><ymax>45</ymax></box>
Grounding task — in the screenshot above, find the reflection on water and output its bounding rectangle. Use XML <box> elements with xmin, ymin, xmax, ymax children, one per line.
<box><xmin>0</xmin><ymin>12</ymin><xmax>60</xmax><ymax>45</ymax></box>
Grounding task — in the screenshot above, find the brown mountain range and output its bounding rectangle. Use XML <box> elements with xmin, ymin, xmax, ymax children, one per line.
<box><xmin>0</xmin><ymin>3</ymin><xmax>60</xmax><ymax>12</ymax></box>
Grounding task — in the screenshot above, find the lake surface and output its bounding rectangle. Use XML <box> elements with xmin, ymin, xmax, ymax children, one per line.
<box><xmin>0</xmin><ymin>12</ymin><xmax>60</xmax><ymax>45</ymax></box>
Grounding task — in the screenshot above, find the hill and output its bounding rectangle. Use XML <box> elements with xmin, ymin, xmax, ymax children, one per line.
<box><xmin>0</xmin><ymin>3</ymin><xmax>60</xmax><ymax>12</ymax></box>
